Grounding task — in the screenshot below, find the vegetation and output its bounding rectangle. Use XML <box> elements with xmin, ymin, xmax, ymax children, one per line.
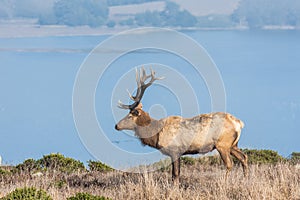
<box><xmin>38</xmin><ymin>153</ymin><xmax>85</xmax><ymax>173</ymax></box>
<box><xmin>181</xmin><ymin>156</ymin><xmax>196</xmax><ymax>166</ymax></box>
<box><xmin>87</xmin><ymin>160</ymin><xmax>114</xmax><ymax>172</ymax></box>
<box><xmin>0</xmin><ymin>0</ymin><xmax>54</xmax><ymax>19</ymax></box>
<box><xmin>2</xmin><ymin>0</ymin><xmax>300</xmax><ymax>29</ymax></box>
<box><xmin>0</xmin><ymin>150</ymin><xmax>299</xmax><ymax>199</ymax></box>
<box><xmin>13</xmin><ymin>153</ymin><xmax>85</xmax><ymax>174</ymax></box>
<box><xmin>232</xmin><ymin>0</ymin><xmax>300</xmax><ymax>28</ymax></box>
<box><xmin>196</xmin><ymin>149</ymin><xmax>287</xmax><ymax>166</ymax></box>
<box><xmin>142</xmin><ymin>149</ymin><xmax>297</xmax><ymax>170</ymax></box>
<box><xmin>1</xmin><ymin>162</ymin><xmax>299</xmax><ymax>199</ymax></box>
<box><xmin>241</xmin><ymin>149</ymin><xmax>285</xmax><ymax>164</ymax></box>
<box><xmin>0</xmin><ymin>187</ymin><xmax>52</xmax><ymax>200</ymax></box>
<box><xmin>0</xmin><ymin>168</ymin><xmax>10</xmax><ymax>176</ymax></box>
<box><xmin>14</xmin><ymin>158</ymin><xmax>41</xmax><ymax>174</ymax></box>
<box><xmin>290</xmin><ymin>152</ymin><xmax>300</xmax><ymax>164</ymax></box>
<box><xmin>42</xmin><ymin>0</ymin><xmax>108</xmax><ymax>27</ymax></box>
<box><xmin>107</xmin><ymin>0</ymin><xmax>160</xmax><ymax>6</ymax></box>
<box><xmin>67</xmin><ymin>193</ymin><xmax>111</xmax><ymax>200</ymax></box>
<box><xmin>198</xmin><ymin>154</ymin><xmax>223</xmax><ymax>166</ymax></box>
<box><xmin>134</xmin><ymin>2</ymin><xmax>197</xmax><ymax>27</ymax></box>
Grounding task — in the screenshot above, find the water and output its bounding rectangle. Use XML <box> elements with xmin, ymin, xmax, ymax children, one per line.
<box><xmin>0</xmin><ymin>30</ymin><xmax>299</xmax><ymax>165</ymax></box>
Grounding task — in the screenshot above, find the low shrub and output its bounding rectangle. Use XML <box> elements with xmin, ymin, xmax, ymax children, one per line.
<box><xmin>239</xmin><ymin>149</ymin><xmax>285</xmax><ymax>165</ymax></box>
<box><xmin>181</xmin><ymin>156</ymin><xmax>196</xmax><ymax>166</ymax></box>
<box><xmin>67</xmin><ymin>192</ymin><xmax>111</xmax><ymax>200</ymax></box>
<box><xmin>87</xmin><ymin>160</ymin><xmax>113</xmax><ymax>172</ymax></box>
<box><xmin>148</xmin><ymin>158</ymin><xmax>171</xmax><ymax>172</ymax></box>
<box><xmin>13</xmin><ymin>153</ymin><xmax>85</xmax><ymax>174</ymax></box>
<box><xmin>289</xmin><ymin>152</ymin><xmax>300</xmax><ymax>164</ymax></box>
<box><xmin>0</xmin><ymin>187</ymin><xmax>52</xmax><ymax>200</ymax></box>
<box><xmin>38</xmin><ymin>153</ymin><xmax>85</xmax><ymax>173</ymax></box>
<box><xmin>198</xmin><ymin>155</ymin><xmax>222</xmax><ymax>165</ymax></box>
<box><xmin>198</xmin><ymin>149</ymin><xmax>285</xmax><ymax>166</ymax></box>
<box><xmin>14</xmin><ymin>159</ymin><xmax>41</xmax><ymax>174</ymax></box>
<box><xmin>0</xmin><ymin>167</ymin><xmax>11</xmax><ymax>175</ymax></box>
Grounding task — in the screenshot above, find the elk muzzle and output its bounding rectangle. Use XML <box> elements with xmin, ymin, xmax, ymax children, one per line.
<box><xmin>115</xmin><ymin>124</ymin><xmax>120</xmax><ymax>131</ymax></box>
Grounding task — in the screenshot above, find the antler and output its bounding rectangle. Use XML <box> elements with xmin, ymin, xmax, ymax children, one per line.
<box><xmin>118</xmin><ymin>67</ymin><xmax>163</xmax><ymax>110</ymax></box>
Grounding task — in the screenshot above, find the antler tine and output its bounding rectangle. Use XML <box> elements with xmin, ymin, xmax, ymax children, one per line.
<box><xmin>144</xmin><ymin>67</ymin><xmax>164</xmax><ymax>87</ymax></box>
<box><xmin>131</xmin><ymin>67</ymin><xmax>151</xmax><ymax>101</ymax></box>
<box><xmin>151</xmin><ymin>67</ymin><xmax>165</xmax><ymax>80</ymax></box>
<box><xmin>139</xmin><ymin>67</ymin><xmax>147</xmax><ymax>83</ymax></box>
<box><xmin>132</xmin><ymin>67</ymin><xmax>160</xmax><ymax>103</ymax></box>
<box><xmin>126</xmin><ymin>89</ymin><xmax>135</xmax><ymax>101</ymax></box>
<box><xmin>118</xmin><ymin>67</ymin><xmax>163</xmax><ymax>110</ymax></box>
<box><xmin>132</xmin><ymin>68</ymin><xmax>142</xmax><ymax>101</ymax></box>
<box><xmin>118</xmin><ymin>100</ymin><xmax>130</xmax><ymax>109</ymax></box>
<box><xmin>135</xmin><ymin>68</ymin><xmax>140</xmax><ymax>86</ymax></box>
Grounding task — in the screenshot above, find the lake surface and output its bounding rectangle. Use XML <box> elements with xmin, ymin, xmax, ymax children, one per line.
<box><xmin>0</xmin><ymin>30</ymin><xmax>299</xmax><ymax>165</ymax></box>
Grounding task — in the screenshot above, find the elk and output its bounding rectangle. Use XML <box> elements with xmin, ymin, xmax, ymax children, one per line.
<box><xmin>115</xmin><ymin>68</ymin><xmax>248</xmax><ymax>184</ymax></box>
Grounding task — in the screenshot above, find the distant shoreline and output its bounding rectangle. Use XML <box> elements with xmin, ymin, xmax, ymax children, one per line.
<box><xmin>0</xmin><ymin>23</ymin><xmax>129</xmax><ymax>38</ymax></box>
<box><xmin>0</xmin><ymin>20</ymin><xmax>299</xmax><ymax>38</ymax></box>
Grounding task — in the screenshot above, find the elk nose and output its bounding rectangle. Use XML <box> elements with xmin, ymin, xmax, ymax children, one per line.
<box><xmin>115</xmin><ymin>124</ymin><xmax>119</xmax><ymax>130</ymax></box>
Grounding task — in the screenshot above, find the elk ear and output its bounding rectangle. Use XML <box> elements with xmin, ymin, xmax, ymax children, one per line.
<box><xmin>137</xmin><ymin>103</ymin><xmax>143</xmax><ymax>110</ymax></box>
<box><xmin>131</xmin><ymin>109</ymin><xmax>140</xmax><ymax>116</ymax></box>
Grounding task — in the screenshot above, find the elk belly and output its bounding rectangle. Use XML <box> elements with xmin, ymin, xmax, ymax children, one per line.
<box><xmin>184</xmin><ymin>143</ymin><xmax>215</xmax><ymax>154</ymax></box>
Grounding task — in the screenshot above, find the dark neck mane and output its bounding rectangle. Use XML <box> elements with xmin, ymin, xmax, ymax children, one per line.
<box><xmin>135</xmin><ymin>111</ymin><xmax>164</xmax><ymax>148</ymax></box>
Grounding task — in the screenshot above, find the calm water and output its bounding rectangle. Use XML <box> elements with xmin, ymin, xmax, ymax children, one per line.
<box><xmin>0</xmin><ymin>30</ymin><xmax>299</xmax><ymax>165</ymax></box>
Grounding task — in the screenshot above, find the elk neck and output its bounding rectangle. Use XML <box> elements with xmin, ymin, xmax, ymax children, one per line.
<box><xmin>134</xmin><ymin>110</ymin><xmax>165</xmax><ymax>149</ymax></box>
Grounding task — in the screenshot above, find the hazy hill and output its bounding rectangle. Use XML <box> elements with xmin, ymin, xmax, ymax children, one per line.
<box><xmin>171</xmin><ymin>0</ymin><xmax>239</xmax><ymax>16</ymax></box>
<box><xmin>1</xmin><ymin>0</ymin><xmax>300</xmax><ymax>29</ymax></box>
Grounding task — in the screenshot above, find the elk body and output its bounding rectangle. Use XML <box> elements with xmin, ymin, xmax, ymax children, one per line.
<box><xmin>115</xmin><ymin>68</ymin><xmax>248</xmax><ymax>184</ymax></box>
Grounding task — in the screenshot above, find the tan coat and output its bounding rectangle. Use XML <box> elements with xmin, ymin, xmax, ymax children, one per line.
<box><xmin>116</xmin><ymin>108</ymin><xmax>248</xmax><ymax>184</ymax></box>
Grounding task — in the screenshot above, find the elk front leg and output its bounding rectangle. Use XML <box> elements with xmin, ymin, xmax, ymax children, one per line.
<box><xmin>171</xmin><ymin>156</ymin><xmax>181</xmax><ymax>185</ymax></box>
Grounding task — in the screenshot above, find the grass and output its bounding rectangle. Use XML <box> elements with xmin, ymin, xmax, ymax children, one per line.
<box><xmin>1</xmin><ymin>162</ymin><xmax>299</xmax><ymax>200</ymax></box>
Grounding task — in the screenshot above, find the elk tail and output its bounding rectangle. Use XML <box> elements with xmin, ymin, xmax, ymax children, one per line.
<box><xmin>228</xmin><ymin>114</ymin><xmax>245</xmax><ymax>147</ymax></box>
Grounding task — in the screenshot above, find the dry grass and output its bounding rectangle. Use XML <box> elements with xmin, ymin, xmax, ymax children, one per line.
<box><xmin>1</xmin><ymin>163</ymin><xmax>299</xmax><ymax>200</ymax></box>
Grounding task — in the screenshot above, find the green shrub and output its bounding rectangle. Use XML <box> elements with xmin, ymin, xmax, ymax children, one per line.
<box><xmin>198</xmin><ymin>149</ymin><xmax>285</xmax><ymax>166</ymax></box>
<box><xmin>67</xmin><ymin>192</ymin><xmax>111</xmax><ymax>200</ymax></box>
<box><xmin>13</xmin><ymin>154</ymin><xmax>85</xmax><ymax>174</ymax></box>
<box><xmin>181</xmin><ymin>156</ymin><xmax>196</xmax><ymax>166</ymax></box>
<box><xmin>289</xmin><ymin>152</ymin><xmax>300</xmax><ymax>164</ymax></box>
<box><xmin>198</xmin><ymin>155</ymin><xmax>222</xmax><ymax>166</ymax></box>
<box><xmin>148</xmin><ymin>158</ymin><xmax>171</xmax><ymax>172</ymax></box>
<box><xmin>0</xmin><ymin>187</ymin><xmax>52</xmax><ymax>200</ymax></box>
<box><xmin>240</xmin><ymin>149</ymin><xmax>285</xmax><ymax>165</ymax></box>
<box><xmin>38</xmin><ymin>153</ymin><xmax>85</xmax><ymax>173</ymax></box>
<box><xmin>0</xmin><ymin>168</ymin><xmax>6</xmax><ymax>175</ymax></box>
<box><xmin>87</xmin><ymin>160</ymin><xmax>113</xmax><ymax>172</ymax></box>
<box><xmin>14</xmin><ymin>159</ymin><xmax>41</xmax><ymax>174</ymax></box>
<box><xmin>54</xmin><ymin>180</ymin><xmax>67</xmax><ymax>189</ymax></box>
<box><xmin>0</xmin><ymin>167</ymin><xmax>11</xmax><ymax>175</ymax></box>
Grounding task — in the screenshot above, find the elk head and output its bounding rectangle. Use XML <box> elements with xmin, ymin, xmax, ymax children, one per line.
<box><xmin>115</xmin><ymin>67</ymin><xmax>163</xmax><ymax>131</ymax></box>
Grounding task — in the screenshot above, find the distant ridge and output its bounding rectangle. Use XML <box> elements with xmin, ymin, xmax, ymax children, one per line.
<box><xmin>171</xmin><ymin>0</ymin><xmax>239</xmax><ymax>16</ymax></box>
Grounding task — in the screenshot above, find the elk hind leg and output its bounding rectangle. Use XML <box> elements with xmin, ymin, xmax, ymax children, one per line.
<box><xmin>230</xmin><ymin>146</ymin><xmax>248</xmax><ymax>176</ymax></box>
<box><xmin>217</xmin><ymin>148</ymin><xmax>233</xmax><ymax>180</ymax></box>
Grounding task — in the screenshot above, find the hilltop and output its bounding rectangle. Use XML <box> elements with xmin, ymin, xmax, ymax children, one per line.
<box><xmin>1</xmin><ymin>0</ymin><xmax>300</xmax><ymax>38</ymax></box>
<box><xmin>0</xmin><ymin>151</ymin><xmax>299</xmax><ymax>199</ymax></box>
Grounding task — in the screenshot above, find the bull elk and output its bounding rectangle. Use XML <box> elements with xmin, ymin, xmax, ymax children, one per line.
<box><xmin>115</xmin><ymin>68</ymin><xmax>248</xmax><ymax>184</ymax></box>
